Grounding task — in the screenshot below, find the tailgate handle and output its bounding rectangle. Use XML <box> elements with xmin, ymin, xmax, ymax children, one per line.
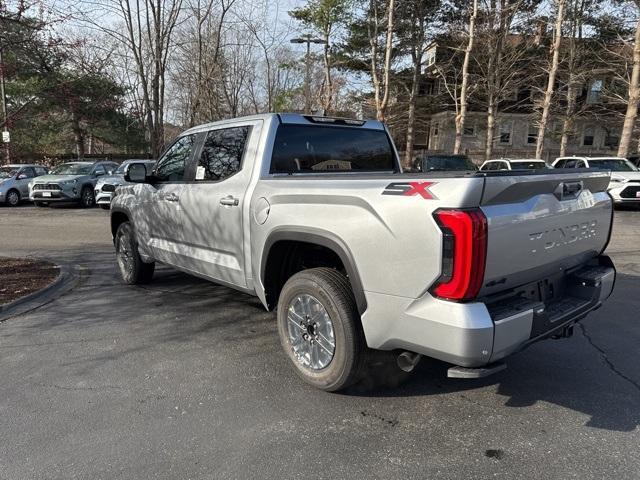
<box><xmin>555</xmin><ymin>181</ymin><xmax>583</xmax><ymax>201</ymax></box>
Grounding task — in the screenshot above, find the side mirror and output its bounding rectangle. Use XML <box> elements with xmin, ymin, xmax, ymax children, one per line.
<box><xmin>124</xmin><ymin>162</ymin><xmax>148</xmax><ymax>183</ymax></box>
<box><xmin>17</xmin><ymin>173</ymin><xmax>28</xmax><ymax>180</ymax></box>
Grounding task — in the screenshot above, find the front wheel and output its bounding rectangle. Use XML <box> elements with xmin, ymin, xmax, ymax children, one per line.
<box><xmin>6</xmin><ymin>189</ymin><xmax>20</xmax><ymax>207</ymax></box>
<box><xmin>277</xmin><ymin>268</ymin><xmax>366</xmax><ymax>392</ymax></box>
<box><xmin>80</xmin><ymin>187</ymin><xmax>95</xmax><ymax>208</ymax></box>
<box><xmin>100</xmin><ymin>204</ymin><xmax>110</xmax><ymax>210</ymax></box>
<box><xmin>115</xmin><ymin>221</ymin><xmax>155</xmax><ymax>284</ymax></box>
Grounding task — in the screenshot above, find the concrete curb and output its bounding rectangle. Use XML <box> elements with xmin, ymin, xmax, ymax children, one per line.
<box><xmin>0</xmin><ymin>263</ymin><xmax>79</xmax><ymax>321</ymax></box>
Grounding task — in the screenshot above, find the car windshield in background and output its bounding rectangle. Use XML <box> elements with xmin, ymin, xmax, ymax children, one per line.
<box><xmin>420</xmin><ymin>155</ymin><xmax>477</xmax><ymax>171</ymax></box>
<box><xmin>270</xmin><ymin>125</ymin><xmax>397</xmax><ymax>173</ymax></box>
<box><xmin>588</xmin><ymin>159</ymin><xmax>637</xmax><ymax>172</ymax></box>
<box><xmin>0</xmin><ymin>167</ymin><xmax>19</xmax><ymax>179</ymax></box>
<box><xmin>510</xmin><ymin>161</ymin><xmax>548</xmax><ymax>169</ymax></box>
<box><xmin>51</xmin><ymin>163</ymin><xmax>93</xmax><ymax>175</ymax></box>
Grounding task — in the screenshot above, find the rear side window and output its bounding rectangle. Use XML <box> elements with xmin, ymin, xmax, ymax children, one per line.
<box><xmin>554</xmin><ymin>159</ymin><xmax>566</xmax><ymax>168</ymax></box>
<box><xmin>196</xmin><ymin>126</ymin><xmax>251</xmax><ymax>181</ymax></box>
<box><xmin>270</xmin><ymin>125</ymin><xmax>397</xmax><ymax>174</ymax></box>
<box><xmin>155</xmin><ymin>135</ymin><xmax>196</xmax><ymax>182</ymax></box>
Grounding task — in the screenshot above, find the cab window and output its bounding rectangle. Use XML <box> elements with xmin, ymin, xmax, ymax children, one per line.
<box><xmin>155</xmin><ymin>135</ymin><xmax>196</xmax><ymax>182</ymax></box>
<box><xmin>196</xmin><ymin>126</ymin><xmax>251</xmax><ymax>181</ymax></box>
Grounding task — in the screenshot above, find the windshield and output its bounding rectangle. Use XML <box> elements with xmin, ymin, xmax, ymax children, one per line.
<box><xmin>588</xmin><ymin>159</ymin><xmax>638</xmax><ymax>172</ymax></box>
<box><xmin>420</xmin><ymin>155</ymin><xmax>477</xmax><ymax>171</ymax></box>
<box><xmin>50</xmin><ymin>163</ymin><xmax>93</xmax><ymax>175</ymax></box>
<box><xmin>0</xmin><ymin>166</ymin><xmax>19</xmax><ymax>179</ymax></box>
<box><xmin>510</xmin><ymin>161</ymin><xmax>548</xmax><ymax>170</ymax></box>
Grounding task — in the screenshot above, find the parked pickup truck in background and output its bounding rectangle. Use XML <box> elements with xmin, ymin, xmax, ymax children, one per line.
<box><xmin>110</xmin><ymin>113</ymin><xmax>616</xmax><ymax>391</ymax></box>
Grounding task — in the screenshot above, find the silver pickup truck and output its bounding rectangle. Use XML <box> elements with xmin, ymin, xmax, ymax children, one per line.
<box><xmin>110</xmin><ymin>113</ymin><xmax>616</xmax><ymax>391</ymax></box>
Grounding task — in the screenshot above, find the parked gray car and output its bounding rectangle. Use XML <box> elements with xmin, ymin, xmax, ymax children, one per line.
<box><xmin>0</xmin><ymin>164</ymin><xmax>48</xmax><ymax>206</ymax></box>
<box><xmin>29</xmin><ymin>161</ymin><xmax>118</xmax><ymax>208</ymax></box>
<box><xmin>95</xmin><ymin>160</ymin><xmax>155</xmax><ymax>209</ymax></box>
<box><xmin>111</xmin><ymin>113</ymin><xmax>616</xmax><ymax>392</ymax></box>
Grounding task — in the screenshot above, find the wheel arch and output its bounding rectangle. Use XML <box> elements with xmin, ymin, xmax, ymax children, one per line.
<box><xmin>261</xmin><ymin>228</ymin><xmax>367</xmax><ymax>315</ymax></box>
<box><xmin>110</xmin><ymin>207</ymin><xmax>131</xmax><ymax>241</ymax></box>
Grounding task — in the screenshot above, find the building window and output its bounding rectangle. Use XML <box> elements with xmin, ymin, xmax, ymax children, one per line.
<box><xmin>499</xmin><ymin>122</ymin><xmax>512</xmax><ymax>145</ymax></box>
<box><xmin>432</xmin><ymin>122</ymin><xmax>439</xmax><ymax>137</ymax></box>
<box><xmin>582</xmin><ymin>126</ymin><xmax>595</xmax><ymax>147</ymax></box>
<box><xmin>587</xmin><ymin>79</ymin><xmax>603</xmax><ymax>104</ymax></box>
<box><xmin>604</xmin><ymin>135</ymin><xmax>619</xmax><ymax>148</ymax></box>
<box><xmin>463</xmin><ymin>124</ymin><xmax>475</xmax><ymax>136</ymax></box>
<box><xmin>527</xmin><ymin>124</ymin><xmax>537</xmax><ymax>145</ymax></box>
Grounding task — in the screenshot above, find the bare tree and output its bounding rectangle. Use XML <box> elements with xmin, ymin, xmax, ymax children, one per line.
<box><xmin>618</xmin><ymin>1</ymin><xmax>640</xmax><ymax>158</ymax></box>
<box><xmin>368</xmin><ymin>0</ymin><xmax>395</xmax><ymax>121</ymax></box>
<box><xmin>454</xmin><ymin>0</ymin><xmax>477</xmax><ymax>155</ymax></box>
<box><xmin>536</xmin><ymin>0</ymin><xmax>566</xmax><ymax>159</ymax></box>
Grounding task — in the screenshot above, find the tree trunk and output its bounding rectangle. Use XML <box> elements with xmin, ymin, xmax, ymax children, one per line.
<box><xmin>378</xmin><ymin>0</ymin><xmax>395</xmax><ymax>121</ymax></box>
<box><xmin>536</xmin><ymin>0</ymin><xmax>566</xmax><ymax>159</ymax></box>
<box><xmin>485</xmin><ymin>96</ymin><xmax>497</xmax><ymax>160</ymax></box>
<box><xmin>71</xmin><ymin>111</ymin><xmax>85</xmax><ymax>159</ymax></box>
<box><xmin>560</xmin><ymin>73</ymin><xmax>577</xmax><ymax>156</ymax></box>
<box><xmin>454</xmin><ymin>0</ymin><xmax>478</xmax><ymax>155</ymax></box>
<box><xmin>618</xmin><ymin>14</ymin><xmax>640</xmax><ymax>158</ymax></box>
<box><xmin>322</xmin><ymin>34</ymin><xmax>333</xmax><ymax>114</ymax></box>
<box><xmin>405</xmin><ymin>66</ymin><xmax>419</xmax><ymax>169</ymax></box>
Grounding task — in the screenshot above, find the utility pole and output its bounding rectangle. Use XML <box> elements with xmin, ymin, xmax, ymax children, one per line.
<box><xmin>0</xmin><ymin>42</ymin><xmax>10</xmax><ymax>163</ymax></box>
<box><xmin>290</xmin><ymin>34</ymin><xmax>326</xmax><ymax>114</ymax></box>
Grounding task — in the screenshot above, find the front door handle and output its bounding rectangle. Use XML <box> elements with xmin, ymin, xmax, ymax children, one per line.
<box><xmin>163</xmin><ymin>192</ymin><xmax>180</xmax><ymax>202</ymax></box>
<box><xmin>220</xmin><ymin>195</ymin><xmax>239</xmax><ymax>206</ymax></box>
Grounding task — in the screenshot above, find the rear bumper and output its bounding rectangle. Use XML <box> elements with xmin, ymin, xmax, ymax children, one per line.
<box><xmin>360</xmin><ymin>255</ymin><xmax>615</xmax><ymax>367</ymax></box>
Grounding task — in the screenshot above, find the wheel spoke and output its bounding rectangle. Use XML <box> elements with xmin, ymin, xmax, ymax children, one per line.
<box><xmin>285</xmin><ymin>293</ymin><xmax>335</xmax><ymax>371</ymax></box>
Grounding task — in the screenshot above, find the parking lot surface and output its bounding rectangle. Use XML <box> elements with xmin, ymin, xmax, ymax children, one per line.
<box><xmin>0</xmin><ymin>205</ymin><xmax>639</xmax><ymax>479</ymax></box>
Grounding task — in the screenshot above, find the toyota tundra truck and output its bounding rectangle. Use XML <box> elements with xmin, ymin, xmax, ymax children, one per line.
<box><xmin>110</xmin><ymin>113</ymin><xmax>616</xmax><ymax>391</ymax></box>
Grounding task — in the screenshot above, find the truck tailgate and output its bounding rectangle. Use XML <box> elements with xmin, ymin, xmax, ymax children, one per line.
<box><xmin>479</xmin><ymin>171</ymin><xmax>612</xmax><ymax>297</ymax></box>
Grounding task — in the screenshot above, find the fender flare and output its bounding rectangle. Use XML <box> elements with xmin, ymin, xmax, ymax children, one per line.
<box><xmin>261</xmin><ymin>227</ymin><xmax>367</xmax><ymax>314</ymax></box>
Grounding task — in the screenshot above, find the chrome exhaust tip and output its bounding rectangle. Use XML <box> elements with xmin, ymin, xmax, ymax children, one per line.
<box><xmin>397</xmin><ymin>351</ymin><xmax>422</xmax><ymax>372</ymax></box>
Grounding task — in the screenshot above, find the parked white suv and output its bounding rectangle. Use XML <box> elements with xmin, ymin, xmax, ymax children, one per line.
<box><xmin>479</xmin><ymin>158</ymin><xmax>550</xmax><ymax>171</ymax></box>
<box><xmin>553</xmin><ymin>156</ymin><xmax>640</xmax><ymax>206</ymax></box>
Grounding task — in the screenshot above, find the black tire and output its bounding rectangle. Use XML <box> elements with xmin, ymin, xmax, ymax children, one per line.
<box><xmin>80</xmin><ymin>186</ymin><xmax>95</xmax><ymax>208</ymax></box>
<box><xmin>34</xmin><ymin>201</ymin><xmax>48</xmax><ymax>207</ymax></box>
<box><xmin>277</xmin><ymin>267</ymin><xmax>366</xmax><ymax>392</ymax></box>
<box><xmin>100</xmin><ymin>204</ymin><xmax>110</xmax><ymax>210</ymax></box>
<box><xmin>6</xmin><ymin>189</ymin><xmax>20</xmax><ymax>207</ymax></box>
<box><xmin>115</xmin><ymin>221</ymin><xmax>155</xmax><ymax>284</ymax></box>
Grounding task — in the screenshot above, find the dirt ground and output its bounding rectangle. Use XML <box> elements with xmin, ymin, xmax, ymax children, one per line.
<box><xmin>0</xmin><ymin>257</ymin><xmax>59</xmax><ymax>305</ymax></box>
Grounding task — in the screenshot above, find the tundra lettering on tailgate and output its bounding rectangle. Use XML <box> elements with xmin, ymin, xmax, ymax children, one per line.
<box><xmin>382</xmin><ymin>182</ymin><xmax>437</xmax><ymax>199</ymax></box>
<box><xmin>529</xmin><ymin>220</ymin><xmax>598</xmax><ymax>253</ymax></box>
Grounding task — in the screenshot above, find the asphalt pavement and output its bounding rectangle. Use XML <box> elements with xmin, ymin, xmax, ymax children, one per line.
<box><xmin>0</xmin><ymin>204</ymin><xmax>639</xmax><ymax>479</ymax></box>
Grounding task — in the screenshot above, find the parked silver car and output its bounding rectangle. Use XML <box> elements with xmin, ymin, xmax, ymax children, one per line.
<box><xmin>95</xmin><ymin>160</ymin><xmax>155</xmax><ymax>209</ymax></box>
<box><xmin>0</xmin><ymin>164</ymin><xmax>48</xmax><ymax>206</ymax></box>
<box><xmin>29</xmin><ymin>161</ymin><xmax>118</xmax><ymax>208</ymax></box>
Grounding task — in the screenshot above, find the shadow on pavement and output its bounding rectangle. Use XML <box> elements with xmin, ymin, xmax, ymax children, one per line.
<box><xmin>14</xmin><ymin>252</ymin><xmax>640</xmax><ymax>433</ymax></box>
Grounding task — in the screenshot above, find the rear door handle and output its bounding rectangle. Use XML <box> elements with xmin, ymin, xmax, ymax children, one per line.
<box><xmin>220</xmin><ymin>196</ymin><xmax>239</xmax><ymax>206</ymax></box>
<box><xmin>163</xmin><ymin>192</ymin><xmax>180</xmax><ymax>202</ymax></box>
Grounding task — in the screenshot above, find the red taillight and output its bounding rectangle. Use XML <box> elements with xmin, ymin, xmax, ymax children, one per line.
<box><xmin>431</xmin><ymin>209</ymin><xmax>487</xmax><ymax>301</ymax></box>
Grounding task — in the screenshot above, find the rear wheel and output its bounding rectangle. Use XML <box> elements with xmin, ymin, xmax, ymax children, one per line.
<box><xmin>6</xmin><ymin>189</ymin><xmax>20</xmax><ymax>207</ymax></box>
<box><xmin>115</xmin><ymin>221</ymin><xmax>155</xmax><ymax>284</ymax></box>
<box><xmin>80</xmin><ymin>187</ymin><xmax>95</xmax><ymax>208</ymax></box>
<box><xmin>277</xmin><ymin>268</ymin><xmax>366</xmax><ymax>392</ymax></box>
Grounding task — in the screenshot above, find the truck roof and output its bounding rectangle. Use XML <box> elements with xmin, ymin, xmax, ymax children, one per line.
<box><xmin>182</xmin><ymin>113</ymin><xmax>385</xmax><ymax>136</ymax></box>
